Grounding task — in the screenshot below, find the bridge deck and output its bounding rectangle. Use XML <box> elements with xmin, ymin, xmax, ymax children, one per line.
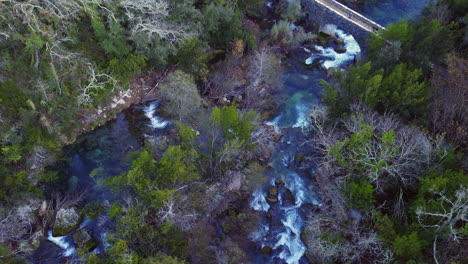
<box><xmin>314</xmin><ymin>0</ymin><xmax>385</xmax><ymax>32</ymax></box>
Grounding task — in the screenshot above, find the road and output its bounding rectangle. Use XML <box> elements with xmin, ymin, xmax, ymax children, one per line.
<box><xmin>314</xmin><ymin>0</ymin><xmax>386</xmax><ymax>32</ymax></box>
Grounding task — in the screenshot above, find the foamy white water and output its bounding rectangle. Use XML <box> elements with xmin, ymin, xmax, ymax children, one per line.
<box><xmin>305</xmin><ymin>26</ymin><xmax>361</xmax><ymax>69</ymax></box>
<box><xmin>143</xmin><ymin>101</ymin><xmax>169</xmax><ymax>129</ymax></box>
<box><xmin>47</xmin><ymin>231</ymin><xmax>76</xmax><ymax>257</ymax></box>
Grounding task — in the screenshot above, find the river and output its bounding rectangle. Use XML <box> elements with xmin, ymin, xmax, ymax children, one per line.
<box><xmin>353</xmin><ymin>0</ymin><xmax>430</xmax><ymax>26</ymax></box>
<box><xmin>30</xmin><ymin>0</ymin><xmax>430</xmax><ymax>262</ymax></box>
<box><xmin>31</xmin><ymin>102</ymin><xmax>170</xmax><ymax>263</ymax></box>
<box><xmin>249</xmin><ymin>24</ymin><xmax>361</xmax><ymax>263</ymax></box>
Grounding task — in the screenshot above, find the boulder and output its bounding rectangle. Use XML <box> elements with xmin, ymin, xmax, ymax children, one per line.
<box><xmin>260</xmin><ymin>246</ymin><xmax>272</xmax><ymax>254</ymax></box>
<box><xmin>274</xmin><ymin>179</ymin><xmax>285</xmax><ymax>186</ymax></box>
<box><xmin>282</xmin><ymin>188</ymin><xmax>296</xmax><ymax>207</ymax></box>
<box><xmin>319</xmin><ymin>24</ymin><xmax>337</xmax><ymax>37</ymax></box>
<box><xmin>73</xmin><ymin>229</ymin><xmax>98</xmax><ymax>252</ymax></box>
<box><xmin>334</xmin><ymin>37</ymin><xmax>344</xmax><ymax>45</ymax></box>
<box><xmin>53</xmin><ymin>207</ymin><xmax>81</xmax><ymax>236</ymax></box>
<box><xmin>273</xmin><ymin>132</ymin><xmax>283</xmax><ymax>142</ymax></box>
<box><xmin>266</xmin><ymin>196</ymin><xmax>278</xmax><ymax>205</ymax></box>
<box><xmin>268</xmin><ymin>187</ymin><xmax>279</xmax><ymax>197</ymax></box>
<box><xmin>266</xmin><ymin>208</ymin><xmax>273</xmax><ymax>220</ymax></box>
<box><xmin>335</xmin><ymin>46</ymin><xmax>346</xmax><ymax>53</ymax></box>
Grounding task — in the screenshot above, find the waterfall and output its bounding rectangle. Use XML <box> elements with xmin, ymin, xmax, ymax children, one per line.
<box><xmin>142</xmin><ymin>101</ymin><xmax>169</xmax><ymax>130</ymax></box>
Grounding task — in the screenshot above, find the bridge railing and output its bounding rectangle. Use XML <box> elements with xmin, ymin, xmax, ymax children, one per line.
<box><xmin>315</xmin><ymin>0</ymin><xmax>386</xmax><ymax>31</ymax></box>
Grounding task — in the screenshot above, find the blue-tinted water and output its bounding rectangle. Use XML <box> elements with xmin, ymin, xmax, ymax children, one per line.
<box><xmin>32</xmin><ymin>102</ymin><xmax>169</xmax><ymax>263</ymax></box>
<box><xmin>354</xmin><ymin>0</ymin><xmax>430</xmax><ymax>25</ymax></box>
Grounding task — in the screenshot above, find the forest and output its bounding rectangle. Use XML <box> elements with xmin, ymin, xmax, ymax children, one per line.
<box><xmin>0</xmin><ymin>0</ymin><xmax>466</xmax><ymax>263</ymax></box>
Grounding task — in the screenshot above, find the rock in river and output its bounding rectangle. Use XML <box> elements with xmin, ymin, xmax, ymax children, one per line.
<box><xmin>53</xmin><ymin>207</ymin><xmax>81</xmax><ymax>236</ymax></box>
<box><xmin>73</xmin><ymin>229</ymin><xmax>98</xmax><ymax>252</ymax></box>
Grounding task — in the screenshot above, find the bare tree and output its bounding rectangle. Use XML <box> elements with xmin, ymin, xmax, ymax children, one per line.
<box><xmin>78</xmin><ymin>65</ymin><xmax>117</xmax><ymax>105</ymax></box>
<box><xmin>204</xmin><ymin>56</ymin><xmax>244</xmax><ymax>101</ymax></box>
<box><xmin>416</xmin><ymin>186</ymin><xmax>467</xmax><ymax>242</ymax></box>
<box><xmin>0</xmin><ymin>0</ymin><xmax>106</xmax><ymax>38</ymax></box>
<box><xmin>304</xmin><ymin>216</ymin><xmax>393</xmax><ymax>264</ymax></box>
<box><xmin>244</xmin><ymin>46</ymin><xmax>283</xmax><ymax>109</ymax></box>
<box><xmin>315</xmin><ymin>103</ymin><xmax>436</xmax><ymax>192</ymax></box>
<box><xmin>122</xmin><ymin>0</ymin><xmax>190</xmax><ymax>46</ymax></box>
<box><xmin>416</xmin><ymin>186</ymin><xmax>468</xmax><ymax>264</ymax></box>
<box><xmin>157</xmin><ymin>195</ymin><xmax>198</xmax><ymax>232</ymax></box>
<box><xmin>431</xmin><ymin>54</ymin><xmax>467</xmax><ymax>150</ymax></box>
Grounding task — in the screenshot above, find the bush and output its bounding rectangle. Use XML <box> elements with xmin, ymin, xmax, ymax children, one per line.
<box><xmin>344</xmin><ymin>181</ymin><xmax>375</xmax><ymax>211</ymax></box>
<box><xmin>108</xmin><ymin>53</ymin><xmax>147</xmax><ymax>88</ymax></box>
<box><xmin>271</xmin><ymin>20</ymin><xmax>294</xmax><ymax>46</ymax></box>
<box><xmin>393</xmin><ymin>232</ymin><xmax>423</xmax><ymax>260</ymax></box>
<box><xmin>282</xmin><ymin>0</ymin><xmax>304</xmax><ymax>23</ymax></box>
<box><xmin>91</xmin><ymin>15</ymin><xmax>132</xmax><ymax>58</ymax></box>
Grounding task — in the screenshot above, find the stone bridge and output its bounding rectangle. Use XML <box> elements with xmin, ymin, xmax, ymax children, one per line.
<box><xmin>301</xmin><ymin>0</ymin><xmax>386</xmax><ymax>48</ymax></box>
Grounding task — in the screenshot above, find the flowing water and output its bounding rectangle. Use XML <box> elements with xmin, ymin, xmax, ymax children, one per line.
<box><xmin>353</xmin><ymin>0</ymin><xmax>430</xmax><ymax>26</ymax></box>
<box><xmin>32</xmin><ymin>102</ymin><xmax>169</xmax><ymax>263</ymax></box>
<box><xmin>249</xmin><ymin>26</ymin><xmax>361</xmax><ymax>263</ymax></box>
<box><xmin>30</xmin><ymin>0</ymin><xmax>431</xmax><ymax>261</ymax></box>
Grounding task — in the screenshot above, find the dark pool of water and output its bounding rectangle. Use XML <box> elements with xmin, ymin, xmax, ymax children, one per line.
<box><xmin>353</xmin><ymin>0</ymin><xmax>430</xmax><ymax>26</ymax></box>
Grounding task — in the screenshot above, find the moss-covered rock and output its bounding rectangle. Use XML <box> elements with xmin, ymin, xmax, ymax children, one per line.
<box><xmin>52</xmin><ymin>207</ymin><xmax>81</xmax><ymax>236</ymax></box>
<box><xmin>268</xmin><ymin>187</ymin><xmax>279</xmax><ymax>197</ymax></box>
<box><xmin>260</xmin><ymin>246</ymin><xmax>272</xmax><ymax>255</ymax></box>
<box><xmin>334</xmin><ymin>37</ymin><xmax>344</xmax><ymax>45</ymax></box>
<box><xmin>73</xmin><ymin>229</ymin><xmax>98</xmax><ymax>252</ymax></box>
<box><xmin>266</xmin><ymin>196</ymin><xmax>278</xmax><ymax>204</ymax></box>
<box><xmin>275</xmin><ymin>179</ymin><xmax>285</xmax><ymax>186</ymax></box>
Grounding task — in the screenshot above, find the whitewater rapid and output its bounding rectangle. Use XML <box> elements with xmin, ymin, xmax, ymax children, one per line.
<box><xmin>305</xmin><ymin>25</ymin><xmax>361</xmax><ymax>69</ymax></box>
<box><xmin>143</xmin><ymin>101</ymin><xmax>169</xmax><ymax>130</ymax></box>
<box><xmin>250</xmin><ymin>26</ymin><xmax>360</xmax><ymax>264</ymax></box>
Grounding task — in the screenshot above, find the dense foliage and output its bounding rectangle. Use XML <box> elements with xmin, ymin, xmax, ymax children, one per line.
<box><xmin>0</xmin><ymin>0</ymin><xmax>466</xmax><ymax>263</ymax></box>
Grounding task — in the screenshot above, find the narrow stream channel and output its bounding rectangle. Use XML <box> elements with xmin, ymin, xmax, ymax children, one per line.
<box><xmin>249</xmin><ymin>27</ymin><xmax>361</xmax><ymax>264</ymax></box>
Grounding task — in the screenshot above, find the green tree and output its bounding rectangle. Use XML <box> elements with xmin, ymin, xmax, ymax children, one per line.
<box><xmin>393</xmin><ymin>232</ymin><xmax>423</xmax><ymax>260</ymax></box>
<box><xmin>175</xmin><ymin>38</ymin><xmax>209</xmax><ymax>79</ymax></box>
<box><xmin>380</xmin><ymin>63</ymin><xmax>427</xmax><ymax>117</ymax></box>
<box><xmin>210</xmin><ymin>105</ymin><xmax>256</xmax><ymax>143</ymax></box>
<box><xmin>106</xmin><ymin>150</ymin><xmax>173</xmax><ymax>209</ymax></box>
<box><xmin>345</xmin><ymin>181</ymin><xmax>375</xmax><ymax>211</ymax></box>
<box><xmin>201</xmin><ymin>3</ymin><xmax>243</xmax><ymax>49</ymax></box>
<box><xmin>156</xmin><ymin>145</ymin><xmax>199</xmax><ymax>188</ymax></box>
<box><xmin>369</xmin><ymin>19</ymin><xmax>453</xmax><ymax>73</ymax></box>
<box><xmin>323</xmin><ymin>62</ymin><xmax>427</xmax><ymax>118</ymax></box>
<box><xmin>91</xmin><ymin>15</ymin><xmax>132</xmax><ymax>58</ymax></box>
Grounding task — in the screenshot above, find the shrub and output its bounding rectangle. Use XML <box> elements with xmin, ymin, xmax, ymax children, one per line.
<box><xmin>393</xmin><ymin>232</ymin><xmax>423</xmax><ymax>260</ymax></box>
<box><xmin>282</xmin><ymin>0</ymin><xmax>304</xmax><ymax>23</ymax></box>
<box><xmin>270</xmin><ymin>20</ymin><xmax>294</xmax><ymax>46</ymax></box>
